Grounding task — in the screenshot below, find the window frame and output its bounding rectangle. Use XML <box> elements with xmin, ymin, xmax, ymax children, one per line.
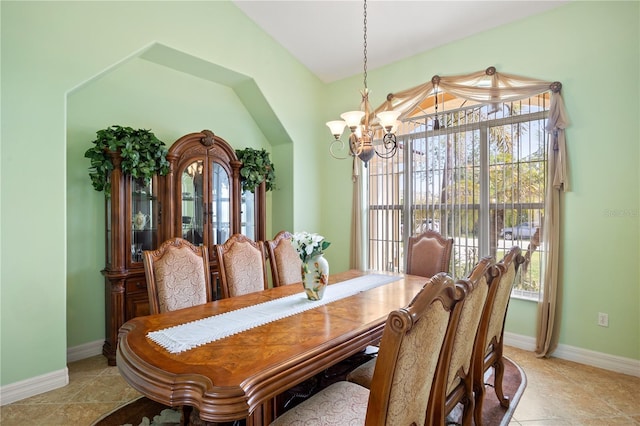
<box><xmin>365</xmin><ymin>97</ymin><xmax>549</xmax><ymax>301</ymax></box>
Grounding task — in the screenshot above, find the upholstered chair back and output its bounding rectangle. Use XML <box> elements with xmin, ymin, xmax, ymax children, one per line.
<box><xmin>365</xmin><ymin>273</ymin><xmax>463</xmax><ymax>425</ymax></box>
<box><xmin>427</xmin><ymin>256</ymin><xmax>493</xmax><ymax>425</ymax></box>
<box><xmin>484</xmin><ymin>247</ymin><xmax>523</xmax><ymax>355</ymax></box>
<box><xmin>266</xmin><ymin>231</ymin><xmax>302</xmax><ymax>287</ymax></box>
<box><xmin>473</xmin><ymin>246</ymin><xmax>525</xmax><ymax>426</ymax></box>
<box><xmin>406</xmin><ymin>230</ymin><xmax>454</xmax><ymax>278</ymax></box>
<box><xmin>143</xmin><ymin>238</ymin><xmax>212</xmax><ymax>314</ymax></box>
<box><xmin>270</xmin><ymin>273</ymin><xmax>463</xmax><ymax>426</ymax></box>
<box><xmin>216</xmin><ymin>234</ymin><xmax>268</xmax><ymax>298</ymax></box>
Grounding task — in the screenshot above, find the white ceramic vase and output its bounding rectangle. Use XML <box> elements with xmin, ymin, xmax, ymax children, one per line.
<box><xmin>301</xmin><ymin>254</ymin><xmax>329</xmax><ymax>300</ymax></box>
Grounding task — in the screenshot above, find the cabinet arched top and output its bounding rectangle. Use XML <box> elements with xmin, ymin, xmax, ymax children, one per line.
<box><xmin>167</xmin><ymin>130</ymin><xmax>239</xmax><ymax>166</ymax></box>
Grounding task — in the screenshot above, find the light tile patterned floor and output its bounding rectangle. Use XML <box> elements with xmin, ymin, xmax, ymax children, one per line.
<box><xmin>1</xmin><ymin>346</ymin><xmax>639</xmax><ymax>425</ymax></box>
<box><xmin>505</xmin><ymin>347</ymin><xmax>640</xmax><ymax>425</ymax></box>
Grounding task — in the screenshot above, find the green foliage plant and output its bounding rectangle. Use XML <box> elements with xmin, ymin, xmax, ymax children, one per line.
<box><xmin>235</xmin><ymin>147</ymin><xmax>276</xmax><ymax>193</ymax></box>
<box><xmin>84</xmin><ymin>125</ymin><xmax>170</xmax><ymax>197</ymax></box>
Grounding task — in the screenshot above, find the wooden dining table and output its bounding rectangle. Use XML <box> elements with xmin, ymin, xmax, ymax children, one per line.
<box><xmin>116</xmin><ymin>269</ymin><xmax>429</xmax><ymax>425</ymax></box>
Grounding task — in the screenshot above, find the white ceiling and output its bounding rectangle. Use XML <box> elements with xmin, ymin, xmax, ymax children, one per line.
<box><xmin>233</xmin><ymin>0</ymin><xmax>568</xmax><ymax>83</ymax></box>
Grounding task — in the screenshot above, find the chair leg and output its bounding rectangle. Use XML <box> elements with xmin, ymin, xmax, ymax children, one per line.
<box><xmin>493</xmin><ymin>358</ymin><xmax>510</xmax><ymax>408</ymax></box>
<box><xmin>460</xmin><ymin>390</ymin><xmax>475</xmax><ymax>426</ymax></box>
<box><xmin>473</xmin><ymin>378</ymin><xmax>486</xmax><ymax>426</ymax></box>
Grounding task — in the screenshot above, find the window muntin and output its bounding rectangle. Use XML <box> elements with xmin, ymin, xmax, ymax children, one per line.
<box><xmin>367</xmin><ymin>95</ymin><xmax>548</xmax><ymax>299</ymax></box>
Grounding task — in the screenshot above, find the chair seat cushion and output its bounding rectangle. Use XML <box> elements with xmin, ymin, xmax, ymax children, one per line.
<box><xmin>345</xmin><ymin>358</ymin><xmax>376</xmax><ymax>389</ymax></box>
<box><xmin>270</xmin><ymin>381</ymin><xmax>369</xmax><ymax>425</ymax></box>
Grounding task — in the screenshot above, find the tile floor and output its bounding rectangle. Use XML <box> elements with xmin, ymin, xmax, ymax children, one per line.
<box><xmin>1</xmin><ymin>346</ymin><xmax>639</xmax><ymax>425</ymax></box>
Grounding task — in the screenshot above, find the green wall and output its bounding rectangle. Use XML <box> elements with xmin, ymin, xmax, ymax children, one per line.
<box><xmin>1</xmin><ymin>0</ymin><xmax>638</xmax><ymax>389</ymax></box>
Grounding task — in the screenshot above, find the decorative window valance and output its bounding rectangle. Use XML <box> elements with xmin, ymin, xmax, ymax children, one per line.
<box><xmin>374</xmin><ymin>66</ymin><xmax>564</xmax><ymax>125</ymax></box>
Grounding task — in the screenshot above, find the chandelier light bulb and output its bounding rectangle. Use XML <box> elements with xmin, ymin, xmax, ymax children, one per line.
<box><xmin>377</xmin><ymin>110</ymin><xmax>401</xmax><ymax>131</ymax></box>
<box><xmin>326</xmin><ymin>120</ymin><xmax>347</xmax><ymax>139</ymax></box>
<box><xmin>325</xmin><ymin>0</ymin><xmax>400</xmax><ymax>165</ymax></box>
<box><xmin>340</xmin><ymin>111</ymin><xmax>366</xmax><ymax>129</ymax></box>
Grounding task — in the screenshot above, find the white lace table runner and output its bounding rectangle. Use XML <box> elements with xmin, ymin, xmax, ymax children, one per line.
<box><xmin>147</xmin><ymin>274</ymin><xmax>399</xmax><ymax>353</ymax></box>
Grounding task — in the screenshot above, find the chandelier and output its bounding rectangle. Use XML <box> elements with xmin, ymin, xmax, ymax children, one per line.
<box><xmin>325</xmin><ymin>0</ymin><xmax>400</xmax><ymax>167</ymax></box>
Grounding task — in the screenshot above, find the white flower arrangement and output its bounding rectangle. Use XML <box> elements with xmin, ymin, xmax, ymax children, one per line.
<box><xmin>291</xmin><ymin>231</ymin><xmax>331</xmax><ymax>263</ymax></box>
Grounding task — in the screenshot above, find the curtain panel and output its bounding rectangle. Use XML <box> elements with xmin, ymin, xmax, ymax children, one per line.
<box><xmin>350</xmin><ymin>157</ymin><xmax>364</xmax><ymax>270</ymax></box>
<box><xmin>358</xmin><ymin>66</ymin><xmax>569</xmax><ymax>357</ymax></box>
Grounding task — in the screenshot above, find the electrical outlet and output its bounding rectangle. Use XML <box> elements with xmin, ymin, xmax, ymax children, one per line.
<box><xmin>598</xmin><ymin>312</ymin><xmax>609</xmax><ymax>327</ymax></box>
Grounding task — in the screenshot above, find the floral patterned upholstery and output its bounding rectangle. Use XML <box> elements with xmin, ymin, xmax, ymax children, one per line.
<box><xmin>345</xmin><ymin>357</ymin><xmax>376</xmax><ymax>388</ymax></box>
<box><xmin>406</xmin><ymin>230</ymin><xmax>454</xmax><ymax>278</ymax></box>
<box><xmin>485</xmin><ymin>259</ymin><xmax>518</xmax><ymax>356</ymax></box>
<box><xmin>271</xmin><ymin>381</ymin><xmax>369</xmax><ymax>425</ymax></box>
<box><xmin>216</xmin><ymin>234</ymin><xmax>268</xmax><ymax>298</ymax></box>
<box><xmin>377</xmin><ymin>294</ymin><xmax>452</xmax><ymax>424</ymax></box>
<box><xmin>267</xmin><ymin>231</ymin><xmax>302</xmax><ymax>287</ymax></box>
<box><xmin>445</xmin><ymin>274</ymin><xmax>489</xmax><ymax>394</ymax></box>
<box><xmin>473</xmin><ymin>246</ymin><xmax>524</xmax><ymax>426</ymax></box>
<box><xmin>428</xmin><ymin>256</ymin><xmax>492</xmax><ymax>426</ymax></box>
<box><xmin>272</xmin><ymin>273</ymin><xmax>463</xmax><ymax>425</ymax></box>
<box><xmin>143</xmin><ymin>238</ymin><xmax>211</xmax><ymax>314</ymax></box>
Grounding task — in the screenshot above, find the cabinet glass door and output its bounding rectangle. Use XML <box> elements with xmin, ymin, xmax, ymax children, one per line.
<box><xmin>211</xmin><ymin>162</ymin><xmax>230</xmax><ymax>245</ymax></box>
<box><xmin>180</xmin><ymin>160</ymin><xmax>231</xmax><ymax>246</ymax></box>
<box><xmin>241</xmin><ymin>190</ymin><xmax>256</xmax><ymax>240</ymax></box>
<box><xmin>130</xmin><ymin>178</ymin><xmax>158</xmax><ymax>264</ymax></box>
<box><xmin>181</xmin><ymin>160</ymin><xmax>205</xmax><ymax>246</ymax></box>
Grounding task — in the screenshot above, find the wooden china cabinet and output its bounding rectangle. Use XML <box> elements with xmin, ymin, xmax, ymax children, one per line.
<box><xmin>102</xmin><ymin>130</ymin><xmax>266</xmax><ymax>365</ymax></box>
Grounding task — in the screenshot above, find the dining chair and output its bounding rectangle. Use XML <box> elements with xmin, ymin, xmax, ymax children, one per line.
<box><xmin>270</xmin><ymin>272</ymin><xmax>464</xmax><ymax>426</ymax></box>
<box><xmin>346</xmin><ymin>258</ymin><xmax>493</xmax><ymax>425</ymax></box>
<box><xmin>406</xmin><ymin>229</ymin><xmax>454</xmax><ymax>278</ymax></box>
<box><xmin>216</xmin><ymin>233</ymin><xmax>268</xmax><ymax>298</ymax></box>
<box><xmin>347</xmin><ymin>230</ymin><xmax>455</xmax><ymax>387</ymax></box>
<box><xmin>426</xmin><ymin>256</ymin><xmax>493</xmax><ymax>426</ymax></box>
<box><xmin>143</xmin><ymin>237</ymin><xmax>212</xmax><ymax>315</ymax></box>
<box><xmin>473</xmin><ymin>246</ymin><xmax>525</xmax><ymax>426</ymax></box>
<box><xmin>266</xmin><ymin>230</ymin><xmax>302</xmax><ymax>287</ymax></box>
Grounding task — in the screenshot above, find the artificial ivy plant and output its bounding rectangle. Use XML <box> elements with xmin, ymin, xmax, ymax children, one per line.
<box><xmin>84</xmin><ymin>125</ymin><xmax>170</xmax><ymax>197</ymax></box>
<box><xmin>236</xmin><ymin>148</ymin><xmax>276</xmax><ymax>193</ymax></box>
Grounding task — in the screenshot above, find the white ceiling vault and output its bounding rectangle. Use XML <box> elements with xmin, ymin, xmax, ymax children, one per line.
<box><xmin>233</xmin><ymin>0</ymin><xmax>568</xmax><ymax>83</ymax></box>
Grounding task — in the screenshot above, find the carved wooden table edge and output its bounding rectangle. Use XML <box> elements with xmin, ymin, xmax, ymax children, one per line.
<box><xmin>116</xmin><ymin>270</ymin><xmax>425</xmax><ymax>424</ymax></box>
<box><xmin>117</xmin><ymin>321</ymin><xmax>252</xmax><ymax>423</ymax></box>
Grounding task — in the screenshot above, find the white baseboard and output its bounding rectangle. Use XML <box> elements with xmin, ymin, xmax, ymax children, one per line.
<box><xmin>0</xmin><ymin>368</ymin><xmax>68</xmax><ymax>406</ymax></box>
<box><xmin>504</xmin><ymin>332</ymin><xmax>640</xmax><ymax>377</ymax></box>
<box><xmin>66</xmin><ymin>339</ymin><xmax>104</xmax><ymax>363</ymax></box>
<box><xmin>0</xmin><ymin>340</ymin><xmax>103</xmax><ymax>406</ymax></box>
<box><xmin>552</xmin><ymin>341</ymin><xmax>640</xmax><ymax>377</ymax></box>
<box><xmin>503</xmin><ymin>332</ymin><xmax>537</xmax><ymax>351</ymax></box>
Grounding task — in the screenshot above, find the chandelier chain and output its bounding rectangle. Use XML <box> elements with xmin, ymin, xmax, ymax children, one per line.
<box><xmin>363</xmin><ymin>0</ymin><xmax>368</xmax><ymax>89</ymax></box>
<box><xmin>325</xmin><ymin>0</ymin><xmax>399</xmax><ymax>166</ymax></box>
